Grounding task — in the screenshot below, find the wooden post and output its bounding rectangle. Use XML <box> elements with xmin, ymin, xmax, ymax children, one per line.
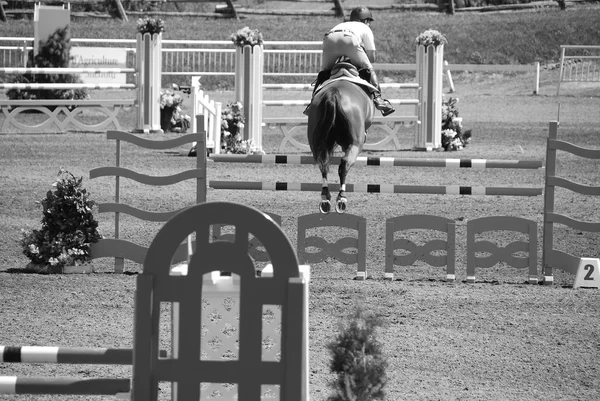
<box><xmin>0</xmin><ymin>1</ymin><xmax>7</xmax><ymax>23</ymax></box>
<box><xmin>332</xmin><ymin>0</ymin><xmax>345</xmax><ymax>18</ymax></box>
<box><xmin>113</xmin><ymin>0</ymin><xmax>128</xmax><ymax>22</ymax></box>
<box><xmin>225</xmin><ymin>0</ymin><xmax>238</xmax><ymax>20</ymax></box>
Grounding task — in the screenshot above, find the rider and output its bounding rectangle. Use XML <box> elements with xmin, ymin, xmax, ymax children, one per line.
<box><xmin>304</xmin><ymin>6</ymin><xmax>395</xmax><ymax>117</ymax></box>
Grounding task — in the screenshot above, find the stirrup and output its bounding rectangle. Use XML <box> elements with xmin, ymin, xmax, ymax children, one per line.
<box><xmin>374</xmin><ymin>98</ymin><xmax>395</xmax><ymax>117</ymax></box>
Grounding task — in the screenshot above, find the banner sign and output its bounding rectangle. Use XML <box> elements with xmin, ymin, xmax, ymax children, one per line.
<box><xmin>70</xmin><ymin>47</ymin><xmax>128</xmax><ymax>84</ymax></box>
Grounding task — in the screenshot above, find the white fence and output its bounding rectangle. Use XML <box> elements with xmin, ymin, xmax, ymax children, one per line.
<box><xmin>556</xmin><ymin>45</ymin><xmax>600</xmax><ymax>95</ymax></box>
<box><xmin>1</xmin><ymin>37</ymin><xmax>540</xmax><ymax>90</ymax></box>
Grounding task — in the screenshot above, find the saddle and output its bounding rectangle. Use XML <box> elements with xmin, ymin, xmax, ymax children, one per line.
<box><xmin>315</xmin><ymin>58</ymin><xmax>377</xmax><ymax>95</ymax></box>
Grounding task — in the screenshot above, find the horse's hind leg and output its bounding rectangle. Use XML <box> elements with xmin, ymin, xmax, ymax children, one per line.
<box><xmin>320</xmin><ymin>170</ymin><xmax>332</xmax><ymax>214</ymax></box>
<box><xmin>336</xmin><ymin>144</ymin><xmax>361</xmax><ymax>213</ymax></box>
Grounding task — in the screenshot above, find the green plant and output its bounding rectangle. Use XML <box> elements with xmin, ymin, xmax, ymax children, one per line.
<box><xmin>220</xmin><ymin>101</ymin><xmax>256</xmax><ymax>154</ymax></box>
<box><xmin>6</xmin><ymin>26</ymin><xmax>89</xmax><ymax>101</ymax></box>
<box><xmin>415</xmin><ymin>29</ymin><xmax>448</xmax><ymax>47</ymax></box>
<box><xmin>136</xmin><ymin>16</ymin><xmax>165</xmax><ymax>35</ymax></box>
<box><xmin>230</xmin><ymin>26</ymin><xmax>264</xmax><ymax>48</ymax></box>
<box><xmin>441</xmin><ymin>96</ymin><xmax>472</xmax><ymax>151</ymax></box>
<box><xmin>327</xmin><ymin>305</ymin><xmax>388</xmax><ymax>401</ymax></box>
<box><xmin>20</xmin><ymin>169</ymin><xmax>102</xmax><ymax>273</ymax></box>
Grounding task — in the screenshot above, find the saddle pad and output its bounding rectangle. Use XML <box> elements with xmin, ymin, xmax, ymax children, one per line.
<box><xmin>315</xmin><ymin>75</ymin><xmax>377</xmax><ymax>95</ymax></box>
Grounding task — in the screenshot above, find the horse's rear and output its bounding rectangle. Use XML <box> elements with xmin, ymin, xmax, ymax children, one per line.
<box><xmin>307</xmin><ymin>79</ymin><xmax>374</xmax><ymax>214</ymax></box>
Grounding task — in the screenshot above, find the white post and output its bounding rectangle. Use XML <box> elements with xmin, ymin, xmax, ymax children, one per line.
<box><xmin>415</xmin><ymin>44</ymin><xmax>444</xmax><ymax>151</ymax></box>
<box><xmin>235</xmin><ymin>44</ymin><xmax>264</xmax><ymax>153</ymax></box>
<box><xmin>135</xmin><ymin>32</ymin><xmax>162</xmax><ymax>133</ymax></box>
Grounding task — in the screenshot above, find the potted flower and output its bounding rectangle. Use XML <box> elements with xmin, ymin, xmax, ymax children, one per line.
<box><xmin>440</xmin><ymin>96</ymin><xmax>472</xmax><ymax>151</ymax></box>
<box><xmin>159</xmin><ymin>89</ymin><xmax>184</xmax><ymax>132</ymax></box>
<box><xmin>136</xmin><ymin>16</ymin><xmax>165</xmax><ymax>35</ymax></box>
<box><xmin>230</xmin><ymin>26</ymin><xmax>264</xmax><ymax>48</ymax></box>
<box><xmin>20</xmin><ymin>169</ymin><xmax>102</xmax><ymax>274</ymax></box>
<box><xmin>415</xmin><ymin>29</ymin><xmax>447</xmax><ymax>48</ymax></box>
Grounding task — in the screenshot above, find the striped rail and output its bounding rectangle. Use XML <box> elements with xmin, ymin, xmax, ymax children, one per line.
<box><xmin>209</xmin><ymin>181</ymin><xmax>543</xmax><ymax>197</ymax></box>
<box><xmin>0</xmin><ymin>377</ymin><xmax>131</xmax><ymax>395</ymax></box>
<box><xmin>0</xmin><ymin>345</ymin><xmax>168</xmax><ymax>395</ymax></box>
<box><xmin>210</xmin><ymin>154</ymin><xmax>543</xmax><ymax>169</ymax></box>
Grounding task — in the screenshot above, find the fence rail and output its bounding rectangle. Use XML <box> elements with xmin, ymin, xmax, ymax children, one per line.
<box><xmin>556</xmin><ymin>45</ymin><xmax>600</xmax><ymax>95</ymax></box>
<box><xmin>1</xmin><ymin>37</ymin><xmax>540</xmax><ymax>89</ymax></box>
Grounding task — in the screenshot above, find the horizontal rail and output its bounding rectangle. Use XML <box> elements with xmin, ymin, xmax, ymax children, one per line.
<box><xmin>263</xmin><ymin>98</ymin><xmax>419</xmax><ymax>107</ymax></box>
<box><xmin>210</xmin><ymin>155</ymin><xmax>543</xmax><ymax>169</ymax></box>
<box><xmin>0</xmin><ymin>345</ymin><xmax>165</xmax><ymax>365</ymax></box>
<box><xmin>209</xmin><ymin>181</ymin><xmax>543</xmax><ymax>196</ymax></box>
<box><xmin>0</xmin><ymin>67</ymin><xmax>136</xmax><ymax>74</ymax></box>
<box><xmin>0</xmin><ymin>83</ymin><xmax>136</xmax><ymax>90</ymax></box>
<box><xmin>0</xmin><ymin>100</ymin><xmax>135</xmax><ymax>106</ymax></box>
<box><xmin>0</xmin><ymin>377</ymin><xmax>130</xmax><ymax>395</ymax></box>
<box><xmin>262</xmin><ymin>83</ymin><xmax>419</xmax><ymax>90</ymax></box>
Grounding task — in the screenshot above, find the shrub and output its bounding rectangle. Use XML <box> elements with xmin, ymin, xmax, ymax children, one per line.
<box><xmin>6</xmin><ymin>26</ymin><xmax>88</xmax><ymax>101</ymax></box>
<box><xmin>20</xmin><ymin>169</ymin><xmax>102</xmax><ymax>273</ymax></box>
<box><xmin>327</xmin><ymin>305</ymin><xmax>388</xmax><ymax>401</ymax></box>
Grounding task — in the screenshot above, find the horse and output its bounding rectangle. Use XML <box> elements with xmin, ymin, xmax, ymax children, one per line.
<box><xmin>307</xmin><ymin>64</ymin><xmax>375</xmax><ymax>214</ymax></box>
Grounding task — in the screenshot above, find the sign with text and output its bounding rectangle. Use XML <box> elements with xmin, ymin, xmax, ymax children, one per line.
<box><xmin>70</xmin><ymin>47</ymin><xmax>128</xmax><ymax>84</ymax></box>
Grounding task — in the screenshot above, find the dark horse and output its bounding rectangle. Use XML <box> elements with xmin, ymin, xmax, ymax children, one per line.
<box><xmin>307</xmin><ymin>72</ymin><xmax>375</xmax><ymax>214</ymax></box>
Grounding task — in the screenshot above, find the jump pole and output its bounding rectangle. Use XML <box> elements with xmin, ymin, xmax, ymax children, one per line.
<box><xmin>210</xmin><ymin>154</ymin><xmax>543</xmax><ymax>169</ymax></box>
<box><xmin>209</xmin><ymin>181</ymin><xmax>543</xmax><ymax>197</ymax></box>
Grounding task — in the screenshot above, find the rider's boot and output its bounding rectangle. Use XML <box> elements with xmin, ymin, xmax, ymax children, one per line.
<box><xmin>363</xmin><ymin>68</ymin><xmax>395</xmax><ymax>117</ymax></box>
<box><xmin>303</xmin><ymin>69</ymin><xmax>331</xmax><ymax>116</ymax></box>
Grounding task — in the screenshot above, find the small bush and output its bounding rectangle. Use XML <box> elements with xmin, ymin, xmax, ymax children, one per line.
<box><xmin>20</xmin><ymin>169</ymin><xmax>102</xmax><ymax>273</ymax></box>
<box><xmin>327</xmin><ymin>305</ymin><xmax>388</xmax><ymax>401</ymax></box>
<box><xmin>6</xmin><ymin>26</ymin><xmax>88</xmax><ymax>101</ymax></box>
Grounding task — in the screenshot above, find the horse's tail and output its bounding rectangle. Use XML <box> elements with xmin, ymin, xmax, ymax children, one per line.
<box><xmin>313</xmin><ymin>87</ymin><xmax>350</xmax><ymax>174</ymax></box>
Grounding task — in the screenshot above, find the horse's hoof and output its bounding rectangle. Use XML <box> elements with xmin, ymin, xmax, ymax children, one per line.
<box><xmin>335</xmin><ymin>197</ymin><xmax>347</xmax><ymax>214</ymax></box>
<box><xmin>320</xmin><ymin>200</ymin><xmax>331</xmax><ymax>214</ymax></box>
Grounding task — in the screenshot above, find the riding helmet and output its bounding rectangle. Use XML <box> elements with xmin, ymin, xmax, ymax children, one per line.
<box><xmin>350</xmin><ymin>6</ymin><xmax>374</xmax><ymax>22</ymax></box>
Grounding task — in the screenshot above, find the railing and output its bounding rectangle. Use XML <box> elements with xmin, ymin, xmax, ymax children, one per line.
<box><xmin>1</xmin><ymin>37</ymin><xmax>539</xmax><ymax>89</ymax></box>
<box><xmin>556</xmin><ymin>45</ymin><xmax>600</xmax><ymax>95</ymax></box>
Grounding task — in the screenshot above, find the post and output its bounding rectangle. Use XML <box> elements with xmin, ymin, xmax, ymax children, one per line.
<box><xmin>415</xmin><ymin>44</ymin><xmax>444</xmax><ymax>151</ymax></box>
<box><xmin>235</xmin><ymin>44</ymin><xmax>264</xmax><ymax>153</ymax></box>
<box><xmin>135</xmin><ymin>32</ymin><xmax>162</xmax><ymax>133</ymax></box>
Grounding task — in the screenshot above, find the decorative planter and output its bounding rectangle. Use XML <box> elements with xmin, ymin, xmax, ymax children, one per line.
<box><xmin>26</xmin><ymin>262</ymin><xmax>94</xmax><ymax>274</ymax></box>
<box><xmin>415</xmin><ymin>44</ymin><xmax>444</xmax><ymax>151</ymax></box>
<box><xmin>160</xmin><ymin>106</ymin><xmax>175</xmax><ymax>132</ymax></box>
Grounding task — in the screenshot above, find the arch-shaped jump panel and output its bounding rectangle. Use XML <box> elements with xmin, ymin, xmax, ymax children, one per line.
<box><xmin>385</xmin><ymin>214</ymin><xmax>456</xmax><ymax>281</ymax></box>
<box><xmin>297</xmin><ymin>213</ymin><xmax>367</xmax><ymax>280</ymax></box>
<box><xmin>467</xmin><ymin>216</ymin><xmax>538</xmax><ymax>284</ymax></box>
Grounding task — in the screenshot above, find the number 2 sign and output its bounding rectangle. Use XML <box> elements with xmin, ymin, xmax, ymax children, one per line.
<box><xmin>573</xmin><ymin>258</ymin><xmax>600</xmax><ymax>289</ymax></box>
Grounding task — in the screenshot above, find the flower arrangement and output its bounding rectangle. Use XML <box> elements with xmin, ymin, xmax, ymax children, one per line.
<box><xmin>440</xmin><ymin>96</ymin><xmax>472</xmax><ymax>151</ymax></box>
<box><xmin>415</xmin><ymin>29</ymin><xmax>447</xmax><ymax>48</ymax></box>
<box><xmin>160</xmin><ymin>89</ymin><xmax>183</xmax><ymax>110</ymax></box>
<box><xmin>159</xmin><ymin>88</ymin><xmax>191</xmax><ymax>132</ymax></box>
<box><xmin>220</xmin><ymin>101</ymin><xmax>257</xmax><ymax>154</ymax></box>
<box><xmin>20</xmin><ymin>169</ymin><xmax>102</xmax><ymax>273</ymax></box>
<box><xmin>136</xmin><ymin>16</ymin><xmax>165</xmax><ymax>35</ymax></box>
<box><xmin>230</xmin><ymin>27</ymin><xmax>264</xmax><ymax>48</ymax></box>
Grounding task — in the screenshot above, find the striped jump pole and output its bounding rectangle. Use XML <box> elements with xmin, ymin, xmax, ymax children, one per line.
<box><xmin>209</xmin><ymin>181</ymin><xmax>543</xmax><ymax>197</ymax></box>
<box><xmin>0</xmin><ymin>83</ymin><xmax>136</xmax><ymax>90</ymax></box>
<box><xmin>210</xmin><ymin>154</ymin><xmax>543</xmax><ymax>169</ymax></box>
<box><xmin>0</xmin><ymin>377</ymin><xmax>130</xmax><ymax>395</ymax></box>
<box><xmin>0</xmin><ymin>345</ymin><xmax>151</xmax><ymax>365</ymax></box>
